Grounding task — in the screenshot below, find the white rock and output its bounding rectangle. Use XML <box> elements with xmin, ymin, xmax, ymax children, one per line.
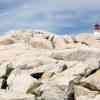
<box><xmin>81</xmin><ymin>70</ymin><xmax>100</xmax><ymax>90</ymax></box>
<box><xmin>0</xmin><ymin>62</ymin><xmax>13</xmax><ymax>77</ymax></box>
<box><xmin>0</xmin><ymin>92</ymin><xmax>35</xmax><ymax>100</ymax></box>
<box><xmin>74</xmin><ymin>85</ymin><xmax>98</xmax><ymax>100</ymax></box>
<box><xmin>51</xmin><ymin>47</ymin><xmax>100</xmax><ymax>61</ymax></box>
<box><xmin>31</xmin><ymin>37</ymin><xmax>53</xmax><ymax>49</ymax></box>
<box><xmin>7</xmin><ymin>71</ymin><xmax>40</xmax><ymax>93</ymax></box>
<box><xmin>37</xmin><ymin>83</ymin><xmax>66</xmax><ymax>100</ymax></box>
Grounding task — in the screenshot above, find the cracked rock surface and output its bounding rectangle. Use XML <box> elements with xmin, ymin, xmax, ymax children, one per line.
<box><xmin>0</xmin><ymin>30</ymin><xmax>100</xmax><ymax>100</ymax></box>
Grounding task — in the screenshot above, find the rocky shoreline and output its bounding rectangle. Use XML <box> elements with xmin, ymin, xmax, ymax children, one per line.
<box><xmin>0</xmin><ymin>30</ymin><xmax>100</xmax><ymax>100</ymax></box>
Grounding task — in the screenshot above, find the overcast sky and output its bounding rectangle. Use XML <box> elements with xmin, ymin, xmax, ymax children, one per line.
<box><xmin>0</xmin><ymin>0</ymin><xmax>100</xmax><ymax>35</ymax></box>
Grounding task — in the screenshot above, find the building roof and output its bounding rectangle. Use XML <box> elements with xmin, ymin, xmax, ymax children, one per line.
<box><xmin>94</xmin><ymin>24</ymin><xmax>100</xmax><ymax>30</ymax></box>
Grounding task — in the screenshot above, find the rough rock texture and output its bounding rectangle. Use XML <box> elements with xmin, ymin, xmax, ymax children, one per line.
<box><xmin>53</xmin><ymin>37</ymin><xmax>67</xmax><ymax>49</ymax></box>
<box><xmin>7</xmin><ymin>72</ymin><xmax>41</xmax><ymax>93</ymax></box>
<box><xmin>0</xmin><ymin>35</ymin><xmax>15</xmax><ymax>46</ymax></box>
<box><xmin>31</xmin><ymin>37</ymin><xmax>53</xmax><ymax>49</ymax></box>
<box><xmin>0</xmin><ymin>91</ymin><xmax>36</xmax><ymax>100</ymax></box>
<box><xmin>50</xmin><ymin>47</ymin><xmax>100</xmax><ymax>61</ymax></box>
<box><xmin>0</xmin><ymin>30</ymin><xmax>100</xmax><ymax>100</ymax></box>
<box><xmin>74</xmin><ymin>85</ymin><xmax>98</xmax><ymax>100</ymax></box>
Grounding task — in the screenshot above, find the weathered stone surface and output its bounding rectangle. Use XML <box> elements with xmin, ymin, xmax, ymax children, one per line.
<box><xmin>76</xmin><ymin>34</ymin><xmax>96</xmax><ymax>44</ymax></box>
<box><xmin>31</xmin><ymin>37</ymin><xmax>53</xmax><ymax>49</ymax></box>
<box><xmin>43</xmin><ymin>60</ymin><xmax>100</xmax><ymax>100</ymax></box>
<box><xmin>32</xmin><ymin>30</ymin><xmax>54</xmax><ymax>40</ymax></box>
<box><xmin>64</xmin><ymin>35</ymin><xmax>74</xmax><ymax>43</ymax></box>
<box><xmin>53</xmin><ymin>37</ymin><xmax>67</xmax><ymax>49</ymax></box>
<box><xmin>48</xmin><ymin>34</ymin><xmax>55</xmax><ymax>41</ymax></box>
<box><xmin>36</xmin><ymin>83</ymin><xmax>66</xmax><ymax>100</ymax></box>
<box><xmin>81</xmin><ymin>70</ymin><xmax>100</xmax><ymax>91</ymax></box>
<box><xmin>0</xmin><ymin>38</ymin><xmax>15</xmax><ymax>46</ymax></box>
<box><xmin>51</xmin><ymin>47</ymin><xmax>100</xmax><ymax>61</ymax></box>
<box><xmin>0</xmin><ymin>31</ymin><xmax>100</xmax><ymax>100</ymax></box>
<box><xmin>32</xmin><ymin>61</ymin><xmax>67</xmax><ymax>74</ymax></box>
<box><xmin>0</xmin><ymin>62</ymin><xmax>13</xmax><ymax>78</ymax></box>
<box><xmin>11</xmin><ymin>30</ymin><xmax>33</xmax><ymax>41</ymax></box>
<box><xmin>0</xmin><ymin>92</ymin><xmax>35</xmax><ymax>100</ymax></box>
<box><xmin>76</xmin><ymin>34</ymin><xmax>100</xmax><ymax>48</ymax></box>
<box><xmin>74</xmin><ymin>85</ymin><xmax>98</xmax><ymax>100</ymax></box>
<box><xmin>7</xmin><ymin>71</ymin><xmax>41</xmax><ymax>93</ymax></box>
<box><xmin>0</xmin><ymin>34</ymin><xmax>15</xmax><ymax>46</ymax></box>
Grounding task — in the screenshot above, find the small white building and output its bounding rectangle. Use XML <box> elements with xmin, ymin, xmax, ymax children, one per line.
<box><xmin>94</xmin><ymin>24</ymin><xmax>100</xmax><ymax>39</ymax></box>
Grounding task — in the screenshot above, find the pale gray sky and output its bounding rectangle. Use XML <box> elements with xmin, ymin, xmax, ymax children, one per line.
<box><xmin>0</xmin><ymin>0</ymin><xmax>100</xmax><ymax>34</ymax></box>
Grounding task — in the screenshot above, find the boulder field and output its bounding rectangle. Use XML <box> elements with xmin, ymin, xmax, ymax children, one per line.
<box><xmin>0</xmin><ymin>30</ymin><xmax>100</xmax><ymax>100</ymax></box>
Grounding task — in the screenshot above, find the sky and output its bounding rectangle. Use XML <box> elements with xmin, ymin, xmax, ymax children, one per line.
<box><xmin>0</xmin><ymin>0</ymin><xmax>100</xmax><ymax>35</ymax></box>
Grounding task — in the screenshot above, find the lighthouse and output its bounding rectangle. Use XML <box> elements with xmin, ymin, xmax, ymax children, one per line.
<box><xmin>94</xmin><ymin>24</ymin><xmax>100</xmax><ymax>39</ymax></box>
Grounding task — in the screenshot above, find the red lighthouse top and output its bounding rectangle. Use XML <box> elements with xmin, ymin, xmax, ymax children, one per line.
<box><xmin>94</xmin><ymin>24</ymin><xmax>100</xmax><ymax>30</ymax></box>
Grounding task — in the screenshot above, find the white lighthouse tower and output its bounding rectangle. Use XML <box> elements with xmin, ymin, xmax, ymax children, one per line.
<box><xmin>94</xmin><ymin>24</ymin><xmax>100</xmax><ymax>39</ymax></box>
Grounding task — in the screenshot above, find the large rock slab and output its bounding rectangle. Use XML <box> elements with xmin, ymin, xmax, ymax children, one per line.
<box><xmin>32</xmin><ymin>61</ymin><xmax>67</xmax><ymax>74</ymax></box>
<box><xmin>31</xmin><ymin>37</ymin><xmax>53</xmax><ymax>49</ymax></box>
<box><xmin>13</xmin><ymin>56</ymin><xmax>57</xmax><ymax>69</ymax></box>
<box><xmin>81</xmin><ymin>70</ymin><xmax>100</xmax><ymax>91</ymax></box>
<box><xmin>0</xmin><ymin>38</ymin><xmax>15</xmax><ymax>46</ymax></box>
<box><xmin>7</xmin><ymin>70</ymin><xmax>41</xmax><ymax>93</ymax></box>
<box><xmin>34</xmin><ymin>60</ymin><xmax>100</xmax><ymax>100</ymax></box>
<box><xmin>11</xmin><ymin>30</ymin><xmax>33</xmax><ymax>41</ymax></box>
<box><xmin>31</xmin><ymin>61</ymin><xmax>67</xmax><ymax>80</ymax></box>
<box><xmin>51</xmin><ymin>47</ymin><xmax>100</xmax><ymax>61</ymax></box>
<box><xmin>35</xmin><ymin>83</ymin><xmax>66</xmax><ymax>100</ymax></box>
<box><xmin>0</xmin><ymin>34</ymin><xmax>15</xmax><ymax>46</ymax></box>
<box><xmin>46</xmin><ymin>59</ymin><xmax>100</xmax><ymax>91</ymax></box>
<box><xmin>74</xmin><ymin>85</ymin><xmax>98</xmax><ymax>100</ymax></box>
<box><xmin>0</xmin><ymin>91</ymin><xmax>35</xmax><ymax>100</ymax></box>
<box><xmin>76</xmin><ymin>34</ymin><xmax>100</xmax><ymax>48</ymax></box>
<box><xmin>0</xmin><ymin>62</ymin><xmax>13</xmax><ymax>78</ymax></box>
